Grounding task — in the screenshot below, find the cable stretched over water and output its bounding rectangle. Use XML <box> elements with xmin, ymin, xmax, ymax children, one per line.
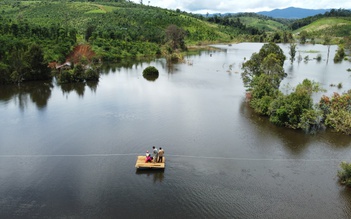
<box><xmin>0</xmin><ymin>153</ymin><xmax>344</xmax><ymax>162</ymax></box>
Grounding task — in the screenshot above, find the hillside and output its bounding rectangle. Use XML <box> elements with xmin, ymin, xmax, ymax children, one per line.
<box><xmin>297</xmin><ymin>17</ymin><xmax>351</xmax><ymax>34</ymax></box>
<box><xmin>294</xmin><ymin>17</ymin><xmax>351</xmax><ymax>44</ymax></box>
<box><xmin>0</xmin><ymin>0</ymin><xmax>244</xmax><ymax>62</ymax></box>
<box><xmin>231</xmin><ymin>13</ymin><xmax>289</xmax><ymax>32</ymax></box>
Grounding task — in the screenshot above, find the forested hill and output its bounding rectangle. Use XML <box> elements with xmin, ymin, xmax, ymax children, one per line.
<box><xmin>1</xmin><ymin>0</ymin><xmax>351</xmax><ymax>85</ymax></box>
<box><xmin>0</xmin><ymin>0</ymin><xmax>244</xmax><ymax>62</ymax></box>
<box><xmin>0</xmin><ymin>0</ymin><xmax>258</xmax><ymax>84</ymax></box>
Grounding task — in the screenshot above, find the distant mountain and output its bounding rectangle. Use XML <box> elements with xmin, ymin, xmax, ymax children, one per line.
<box><xmin>257</xmin><ymin>7</ymin><xmax>330</xmax><ymax>19</ymax></box>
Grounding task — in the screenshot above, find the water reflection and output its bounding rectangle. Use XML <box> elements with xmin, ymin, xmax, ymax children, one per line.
<box><xmin>59</xmin><ymin>82</ymin><xmax>86</xmax><ymax>97</ymax></box>
<box><xmin>339</xmin><ymin>187</ymin><xmax>351</xmax><ymax>217</ymax></box>
<box><xmin>143</xmin><ymin>73</ymin><xmax>159</xmax><ymax>81</ymax></box>
<box><xmin>239</xmin><ymin>101</ymin><xmax>311</xmax><ymax>155</ymax></box>
<box><xmin>239</xmin><ymin>100</ymin><xmax>351</xmax><ymax>151</ymax></box>
<box><xmin>100</xmin><ymin>57</ymin><xmax>158</xmax><ymax>74</ymax></box>
<box><xmin>135</xmin><ymin>169</ymin><xmax>165</xmax><ymax>183</ymax></box>
<box><xmin>0</xmin><ymin>81</ymin><xmax>53</xmax><ymax>110</ymax></box>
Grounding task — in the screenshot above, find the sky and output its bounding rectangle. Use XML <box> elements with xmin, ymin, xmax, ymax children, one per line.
<box><xmin>130</xmin><ymin>0</ymin><xmax>351</xmax><ymax>14</ymax></box>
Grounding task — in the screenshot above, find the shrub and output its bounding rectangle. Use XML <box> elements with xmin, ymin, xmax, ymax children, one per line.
<box><xmin>298</xmin><ymin>109</ymin><xmax>324</xmax><ymax>134</ymax></box>
<box><xmin>85</xmin><ymin>68</ymin><xmax>99</xmax><ymax>81</ymax></box>
<box><xmin>338</xmin><ymin>162</ymin><xmax>351</xmax><ymax>186</ymax></box>
<box><xmin>334</xmin><ymin>46</ymin><xmax>345</xmax><ymax>63</ymax></box>
<box><xmin>316</xmin><ymin>54</ymin><xmax>322</xmax><ymax>62</ymax></box>
<box><xmin>143</xmin><ymin>66</ymin><xmax>159</xmax><ymax>76</ymax></box>
<box><xmin>142</xmin><ymin>66</ymin><xmax>159</xmax><ymax>81</ymax></box>
<box><xmin>325</xmin><ymin>109</ymin><xmax>351</xmax><ymax>135</ymax></box>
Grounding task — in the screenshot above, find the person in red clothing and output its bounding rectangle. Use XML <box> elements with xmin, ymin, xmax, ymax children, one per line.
<box><xmin>145</xmin><ymin>151</ymin><xmax>152</xmax><ymax>163</ymax></box>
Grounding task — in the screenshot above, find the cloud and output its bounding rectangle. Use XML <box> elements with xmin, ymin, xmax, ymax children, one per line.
<box><xmin>132</xmin><ymin>0</ymin><xmax>351</xmax><ymax>13</ymax></box>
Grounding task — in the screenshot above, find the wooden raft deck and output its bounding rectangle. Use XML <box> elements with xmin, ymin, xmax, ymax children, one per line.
<box><xmin>135</xmin><ymin>156</ymin><xmax>165</xmax><ymax>170</ymax></box>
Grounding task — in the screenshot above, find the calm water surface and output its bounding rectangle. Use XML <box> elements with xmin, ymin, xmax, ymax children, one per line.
<box><xmin>1</xmin><ymin>43</ymin><xmax>351</xmax><ymax>218</ymax></box>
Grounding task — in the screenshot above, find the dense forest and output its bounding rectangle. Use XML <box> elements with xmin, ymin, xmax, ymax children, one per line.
<box><xmin>0</xmin><ymin>0</ymin><xmax>351</xmax><ymax>85</ymax></box>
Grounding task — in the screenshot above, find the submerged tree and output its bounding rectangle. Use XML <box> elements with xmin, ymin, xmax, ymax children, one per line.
<box><xmin>320</xmin><ymin>90</ymin><xmax>351</xmax><ymax>135</ymax></box>
<box><xmin>338</xmin><ymin>162</ymin><xmax>351</xmax><ymax>187</ymax></box>
<box><xmin>269</xmin><ymin>79</ymin><xmax>323</xmax><ymax>129</ymax></box>
<box><xmin>241</xmin><ymin>42</ymin><xmax>286</xmax><ymax>90</ymax></box>
<box><xmin>289</xmin><ymin>43</ymin><xmax>297</xmax><ymax>64</ymax></box>
<box><xmin>334</xmin><ymin>46</ymin><xmax>345</xmax><ymax>63</ymax></box>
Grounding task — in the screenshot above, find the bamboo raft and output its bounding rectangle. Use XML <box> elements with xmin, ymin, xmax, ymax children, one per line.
<box><xmin>135</xmin><ymin>156</ymin><xmax>165</xmax><ymax>170</ymax></box>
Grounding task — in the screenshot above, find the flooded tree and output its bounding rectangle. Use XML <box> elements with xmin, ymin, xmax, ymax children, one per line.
<box><xmin>289</xmin><ymin>43</ymin><xmax>297</xmax><ymax>64</ymax></box>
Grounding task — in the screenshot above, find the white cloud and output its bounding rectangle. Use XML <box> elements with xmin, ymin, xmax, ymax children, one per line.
<box><xmin>131</xmin><ymin>0</ymin><xmax>351</xmax><ymax>13</ymax></box>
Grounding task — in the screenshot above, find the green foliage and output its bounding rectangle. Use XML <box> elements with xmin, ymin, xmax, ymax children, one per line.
<box><xmin>325</xmin><ymin>109</ymin><xmax>351</xmax><ymax>135</ymax></box>
<box><xmin>338</xmin><ymin>162</ymin><xmax>351</xmax><ymax>186</ymax></box>
<box><xmin>241</xmin><ymin>42</ymin><xmax>286</xmax><ymax>89</ymax></box>
<box><xmin>25</xmin><ymin>44</ymin><xmax>51</xmax><ymax>81</ymax></box>
<box><xmin>319</xmin><ymin>91</ymin><xmax>351</xmax><ymax>134</ymax></box>
<box><xmin>57</xmin><ymin>63</ymin><xmax>100</xmax><ymax>84</ymax></box>
<box><xmin>143</xmin><ymin>66</ymin><xmax>159</xmax><ymax>76</ymax></box>
<box><xmin>337</xmin><ymin>83</ymin><xmax>343</xmax><ymax>89</ymax></box>
<box><xmin>298</xmin><ymin>109</ymin><xmax>324</xmax><ymax>134</ymax></box>
<box><xmin>165</xmin><ymin>24</ymin><xmax>186</xmax><ymax>52</ymax></box>
<box><xmin>299</xmin><ymin>30</ymin><xmax>308</xmax><ymax>44</ymax></box>
<box><xmin>0</xmin><ymin>0</ymin><xmax>244</xmax><ymax>76</ymax></box>
<box><xmin>289</xmin><ymin>43</ymin><xmax>297</xmax><ymax>64</ymax></box>
<box><xmin>245</xmin><ymin>65</ymin><xmax>324</xmax><ymax>131</ymax></box>
<box><xmin>250</xmin><ymin>95</ymin><xmax>274</xmax><ymax>115</ymax></box>
<box><xmin>59</xmin><ymin>69</ymin><xmax>74</xmax><ymax>84</ymax></box>
<box><xmin>85</xmin><ymin>68</ymin><xmax>100</xmax><ymax>81</ymax></box>
<box><xmin>142</xmin><ymin>66</ymin><xmax>159</xmax><ymax>81</ymax></box>
<box><xmin>291</xmin><ymin>9</ymin><xmax>351</xmax><ymax>30</ymax></box>
<box><xmin>240</xmin><ymin>43</ymin><xmax>326</xmax><ymax>132</ymax></box>
<box><xmin>334</xmin><ymin>46</ymin><xmax>345</xmax><ymax>63</ymax></box>
<box><xmin>269</xmin><ymin>81</ymin><xmax>316</xmax><ymax>129</ymax></box>
<box><xmin>316</xmin><ymin>54</ymin><xmax>322</xmax><ymax>61</ymax></box>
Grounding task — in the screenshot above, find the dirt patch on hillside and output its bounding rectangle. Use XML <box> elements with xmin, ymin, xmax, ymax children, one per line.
<box><xmin>66</xmin><ymin>44</ymin><xmax>96</xmax><ymax>64</ymax></box>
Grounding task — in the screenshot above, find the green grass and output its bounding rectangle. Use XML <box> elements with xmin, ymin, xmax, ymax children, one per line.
<box><xmin>239</xmin><ymin>16</ymin><xmax>287</xmax><ymax>32</ymax></box>
<box><xmin>85</xmin><ymin>9</ymin><xmax>106</xmax><ymax>14</ymax></box>
<box><xmin>295</xmin><ymin>17</ymin><xmax>351</xmax><ymax>37</ymax></box>
<box><xmin>298</xmin><ymin>50</ymin><xmax>320</xmax><ymax>53</ymax></box>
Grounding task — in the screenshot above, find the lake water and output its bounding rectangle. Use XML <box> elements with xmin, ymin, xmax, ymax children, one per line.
<box><xmin>1</xmin><ymin>43</ymin><xmax>351</xmax><ymax>218</ymax></box>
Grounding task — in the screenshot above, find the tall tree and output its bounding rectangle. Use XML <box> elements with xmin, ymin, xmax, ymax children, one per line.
<box><xmin>165</xmin><ymin>24</ymin><xmax>186</xmax><ymax>51</ymax></box>
<box><xmin>25</xmin><ymin>44</ymin><xmax>51</xmax><ymax>81</ymax></box>
<box><xmin>241</xmin><ymin>42</ymin><xmax>286</xmax><ymax>89</ymax></box>
<box><xmin>289</xmin><ymin>43</ymin><xmax>297</xmax><ymax>64</ymax></box>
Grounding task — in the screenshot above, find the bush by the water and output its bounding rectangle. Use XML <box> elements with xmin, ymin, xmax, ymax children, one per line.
<box><xmin>142</xmin><ymin>66</ymin><xmax>159</xmax><ymax>81</ymax></box>
<box><xmin>338</xmin><ymin>162</ymin><xmax>351</xmax><ymax>186</ymax></box>
<box><xmin>143</xmin><ymin>66</ymin><xmax>159</xmax><ymax>76</ymax></box>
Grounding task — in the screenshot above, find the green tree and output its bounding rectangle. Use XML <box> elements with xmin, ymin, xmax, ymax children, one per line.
<box><xmin>25</xmin><ymin>44</ymin><xmax>51</xmax><ymax>81</ymax></box>
<box><xmin>165</xmin><ymin>24</ymin><xmax>186</xmax><ymax>51</ymax></box>
<box><xmin>334</xmin><ymin>46</ymin><xmax>345</xmax><ymax>63</ymax></box>
<box><xmin>299</xmin><ymin>30</ymin><xmax>308</xmax><ymax>44</ymax></box>
<box><xmin>298</xmin><ymin>109</ymin><xmax>324</xmax><ymax>134</ymax></box>
<box><xmin>338</xmin><ymin>162</ymin><xmax>351</xmax><ymax>186</ymax></box>
<box><xmin>249</xmin><ymin>74</ymin><xmax>281</xmax><ymax>115</ymax></box>
<box><xmin>289</xmin><ymin>43</ymin><xmax>297</xmax><ymax>64</ymax></box>
<box><xmin>9</xmin><ymin>49</ymin><xmax>28</xmax><ymax>84</ymax></box>
<box><xmin>269</xmin><ymin>79</ymin><xmax>321</xmax><ymax>129</ymax></box>
<box><xmin>320</xmin><ymin>91</ymin><xmax>351</xmax><ymax>135</ymax></box>
<box><xmin>241</xmin><ymin>42</ymin><xmax>286</xmax><ymax>89</ymax></box>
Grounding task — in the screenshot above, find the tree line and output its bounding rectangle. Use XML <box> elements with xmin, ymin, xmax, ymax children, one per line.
<box><xmin>242</xmin><ymin>43</ymin><xmax>351</xmax><ymax>135</ymax></box>
<box><xmin>0</xmin><ymin>16</ymin><xmax>77</xmax><ymax>84</ymax></box>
